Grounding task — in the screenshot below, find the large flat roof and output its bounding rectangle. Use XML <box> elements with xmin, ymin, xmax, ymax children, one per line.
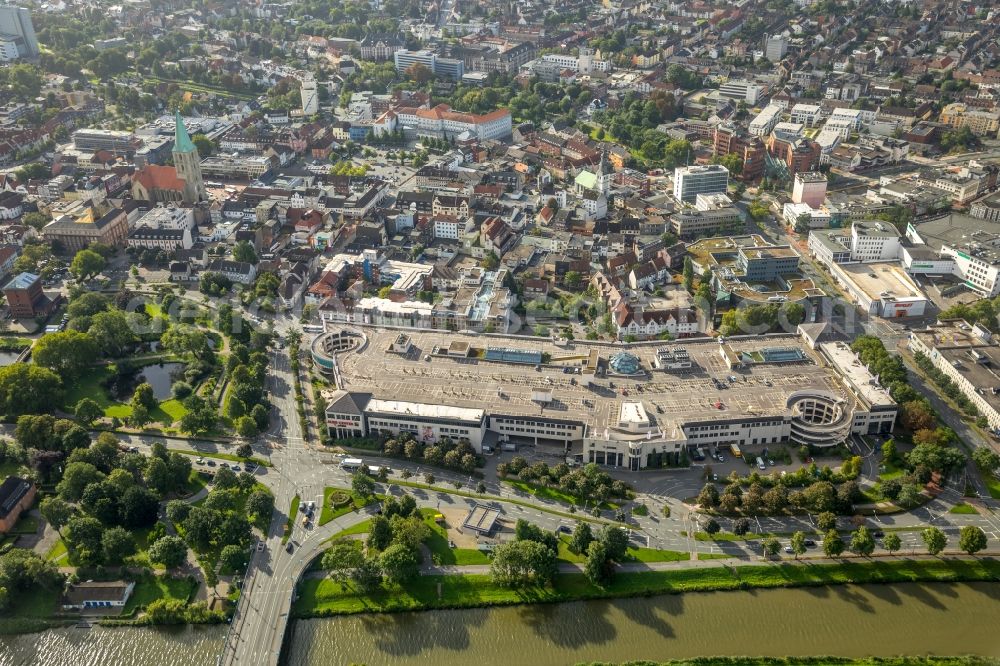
<box><xmin>838</xmin><ymin>262</ymin><xmax>924</xmax><ymax>301</ymax></box>
<box><xmin>366</xmin><ymin>398</ymin><xmax>485</xmax><ymax>423</ymax></box>
<box><xmin>329</xmin><ymin>328</ymin><xmax>856</xmax><ymax>434</ymax></box>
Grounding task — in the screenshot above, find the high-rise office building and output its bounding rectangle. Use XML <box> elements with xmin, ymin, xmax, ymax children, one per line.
<box><xmin>673</xmin><ymin>165</ymin><xmax>730</xmax><ymax>203</ymax></box>
<box><xmin>0</xmin><ymin>5</ymin><xmax>37</xmax><ymax>58</ymax></box>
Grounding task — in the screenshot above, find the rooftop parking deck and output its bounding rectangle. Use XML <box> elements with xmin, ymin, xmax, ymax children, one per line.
<box><xmin>324</xmin><ymin>328</ymin><xmax>853</xmax><ymax>433</ymax></box>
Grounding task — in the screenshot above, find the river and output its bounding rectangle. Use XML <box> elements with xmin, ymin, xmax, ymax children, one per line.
<box><xmin>3</xmin><ymin>583</ymin><xmax>1000</xmax><ymax>665</ymax></box>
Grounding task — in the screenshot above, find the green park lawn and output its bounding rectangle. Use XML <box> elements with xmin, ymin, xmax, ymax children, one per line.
<box><xmin>292</xmin><ymin>558</ymin><xmax>1000</xmax><ymax>618</ymax></box>
<box><xmin>948</xmin><ymin>502</ymin><xmax>978</xmax><ymax>514</ymax></box>
<box><xmin>171</xmin><ymin>449</ymin><xmax>270</xmax><ymax>468</ymax></box>
<box><xmin>698</xmin><ymin>552</ymin><xmax>736</xmax><ymax>560</ymax></box>
<box><xmin>985</xmin><ymin>475</ymin><xmax>1000</xmax><ymax>500</ymax></box>
<box><xmin>121</xmin><ymin>574</ymin><xmax>197</xmax><ymax>617</ymax></box>
<box><xmin>878</xmin><ymin>459</ymin><xmax>905</xmax><ymax>481</ymax></box>
<box><xmin>62</xmin><ymin>365</ymin><xmax>189</xmax><ymax>425</ymax></box>
<box><xmin>45</xmin><ymin>538</ymin><xmax>68</xmax><ymax>564</ymax></box>
<box><xmin>0</xmin><ymin>587</ymin><xmax>63</xmax><ymax>633</ymax></box>
<box><xmin>418</xmin><ymin>508</ymin><xmax>491</xmax><ymax>566</ymax></box>
<box><xmin>318</xmin><ymin>487</ymin><xmax>378</xmax><ymax>526</ymax></box>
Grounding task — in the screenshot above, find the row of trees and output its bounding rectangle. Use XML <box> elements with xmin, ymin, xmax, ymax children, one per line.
<box><xmin>498</xmin><ymin>458</ymin><xmax>631</xmax><ymax>502</ymax></box>
<box><xmin>698</xmin><ymin>476</ymin><xmax>863</xmax><ymax>516</ymax></box>
<box><xmin>378</xmin><ymin>434</ymin><xmax>482</xmax><ymax>475</ymax></box>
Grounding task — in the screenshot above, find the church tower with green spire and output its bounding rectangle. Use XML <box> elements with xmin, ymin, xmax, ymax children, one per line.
<box><xmin>172</xmin><ymin>111</ymin><xmax>207</xmax><ymax>203</ymax></box>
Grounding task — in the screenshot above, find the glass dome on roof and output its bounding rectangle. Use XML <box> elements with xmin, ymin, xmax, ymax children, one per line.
<box><xmin>609</xmin><ymin>351</ymin><xmax>641</xmax><ymax>375</ymax></box>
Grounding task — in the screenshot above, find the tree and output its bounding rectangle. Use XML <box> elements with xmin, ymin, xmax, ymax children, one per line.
<box><xmin>182</xmin><ymin>506</ymin><xmax>223</xmax><ymax>553</ymax></box>
<box><xmin>31</xmin><ymin>330</ymin><xmax>98</xmax><ymax>380</ymax></box>
<box><xmin>972</xmin><ymin>447</ymin><xmax>1000</xmax><ymax>474</ymax></box>
<box><xmin>489</xmin><ymin>539</ymin><xmax>557</xmax><ymax>586</ymax></box>
<box><xmin>367</xmin><ymin>515</ymin><xmax>392</xmax><ymax>551</ymax></box>
<box><xmin>351</xmin><ymin>557</ymin><xmax>383</xmax><ymax>593</ymax></box>
<box><xmin>102</xmin><ymin>526</ymin><xmax>136</xmax><ymax>565</ymax></box>
<box><xmin>882</xmin><ymin>533</ymin><xmax>901</xmax><ymax>555</ymax></box>
<box><xmin>849</xmin><ymin>526</ymin><xmax>875</xmax><ymax>557</ymax></box>
<box><xmin>191</xmin><ymin>134</ymin><xmax>214</xmax><ymax>157</ymax></box>
<box><xmin>119</xmin><ymin>486</ymin><xmax>159</xmax><ymax>529</ymax></box>
<box><xmin>233</xmin><ymin>240</ymin><xmax>258</xmax><ymax>265</ymax></box>
<box><xmin>790</xmin><ymin>531</ymin><xmax>807</xmax><ymax>559</ymax></box>
<box><xmin>732</xmin><ymin>517</ymin><xmax>751</xmax><ymax>536</ymax></box>
<box><xmin>148</xmin><ymin>535</ymin><xmax>188</xmax><ymax>569</ymax></box>
<box><xmin>379</xmin><ymin>543</ymin><xmax>420</xmax><ymax>584</ymax></box>
<box><xmin>322</xmin><ymin>540</ymin><xmax>364</xmax><ymax>583</ymax></box>
<box><xmin>959</xmin><ymin>525</ymin><xmax>987</xmax><ymax>555</ymax></box>
<box><xmin>74</xmin><ymin>398</ymin><xmax>103</xmax><ymax>427</ymax></box>
<box><xmin>823</xmin><ymin>529</ymin><xmax>844</xmax><ymax>557</ymax></box>
<box><xmin>65</xmin><ymin>515</ymin><xmax>104</xmax><ymax>564</ymax></box>
<box><xmin>0</xmin><ymin>364</ymin><xmax>63</xmax><ymax>417</ymax></box>
<box><xmin>406</xmin><ymin>62</ymin><xmax>433</xmax><ymax>84</ymax></box>
<box><xmin>900</xmin><ymin>400</ymin><xmax>936</xmax><ymax>432</ymax></box>
<box><xmin>220</xmin><ymin>544</ymin><xmax>249</xmax><ymax>573</ymax></box>
<box><xmin>697</xmin><ymin>483</ymin><xmax>719</xmax><ymax>508</ymax></box>
<box><xmin>352</xmin><ymin>471</ymin><xmax>375</xmax><ymax>499</ymax></box>
<box><xmin>70</xmin><ymin>249</ymin><xmax>106</xmax><ymax>281</ymax></box>
<box><xmin>922</xmin><ymin>526</ymin><xmax>947</xmax><ymax>555</ymax></box>
<box><xmin>598</xmin><ymin>525</ymin><xmax>629</xmax><ymax>562</ymax></box>
<box><xmin>39</xmin><ymin>496</ymin><xmax>73</xmax><ymax>536</ymax></box>
<box><xmin>235</xmin><ymin>416</ymin><xmax>258</xmax><ymax>440</ymax></box>
<box><xmin>131</xmin><ymin>383</ymin><xmax>157</xmax><ymax>412</ymax></box>
<box><xmin>882</xmin><ymin>439</ymin><xmax>897</xmax><ymax>462</ymax></box>
<box><xmin>703</xmin><ymin>518</ymin><xmax>721</xmax><ymax>535</ymax></box>
<box><xmin>761</xmin><ymin>536</ymin><xmax>781</xmax><ymax>558</ymax></box>
<box><xmin>89</xmin><ymin>310</ymin><xmax>139</xmax><ymax>357</ymax></box>
<box><xmin>584</xmin><ymin>540</ymin><xmax>613</xmax><ymax>586</ymax></box>
<box><xmin>166</xmin><ymin>500</ymin><xmax>191</xmax><ymax>525</ymax></box>
<box><xmin>57</xmin><ymin>462</ymin><xmax>104</xmax><ymax>501</ymax></box>
<box><xmin>569</xmin><ymin>521</ymin><xmax>594</xmax><ymax>555</ymax></box>
<box><xmin>682</xmin><ymin>256</ymin><xmax>694</xmax><ymax>293</ymax></box>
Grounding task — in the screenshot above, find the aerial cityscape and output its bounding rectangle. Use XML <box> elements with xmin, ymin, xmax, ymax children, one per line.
<box><xmin>0</xmin><ymin>0</ymin><xmax>997</xmax><ymax>663</ymax></box>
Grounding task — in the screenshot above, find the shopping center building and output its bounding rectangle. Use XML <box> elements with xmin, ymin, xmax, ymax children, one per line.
<box><xmin>315</xmin><ymin>327</ymin><xmax>896</xmax><ymax>470</ymax></box>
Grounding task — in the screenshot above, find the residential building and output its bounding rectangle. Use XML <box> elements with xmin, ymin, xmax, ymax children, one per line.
<box><xmin>749</xmin><ymin>104</ymin><xmax>783</xmax><ymax>137</ymax></box>
<box><xmin>939</xmin><ymin>103</ymin><xmax>1000</xmax><ymax>137</ymax></box>
<box><xmin>62</xmin><ymin>581</ymin><xmax>135</xmax><ymax>611</ymax></box>
<box><xmin>126</xmin><ymin>226</ymin><xmax>193</xmax><ymax>251</ymax></box>
<box><xmin>0</xmin><ymin>476</ymin><xmax>34</xmax><ymax>533</ymax></box>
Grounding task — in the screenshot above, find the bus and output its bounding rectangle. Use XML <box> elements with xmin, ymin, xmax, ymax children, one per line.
<box><xmin>755</xmin><ymin>456</ymin><xmax>766</xmax><ymax>470</ymax></box>
<box><xmin>729</xmin><ymin>443</ymin><xmax>742</xmax><ymax>458</ymax></box>
<box><xmin>341</xmin><ymin>457</ymin><xmax>364</xmax><ymax>472</ymax></box>
<box><xmin>302</xmin><ymin>324</ymin><xmax>324</xmax><ymax>334</ymax></box>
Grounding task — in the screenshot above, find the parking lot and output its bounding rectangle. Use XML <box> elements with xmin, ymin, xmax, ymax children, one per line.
<box><xmin>329</xmin><ymin>328</ymin><xmax>854</xmax><ymax>437</ymax></box>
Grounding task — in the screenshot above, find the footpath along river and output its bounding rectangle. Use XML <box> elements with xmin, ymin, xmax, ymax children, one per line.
<box><xmin>2</xmin><ymin>582</ymin><xmax>1000</xmax><ymax>665</ymax></box>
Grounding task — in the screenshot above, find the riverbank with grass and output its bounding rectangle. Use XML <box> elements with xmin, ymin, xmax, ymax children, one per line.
<box><xmin>292</xmin><ymin>556</ymin><xmax>1000</xmax><ymax>618</ymax></box>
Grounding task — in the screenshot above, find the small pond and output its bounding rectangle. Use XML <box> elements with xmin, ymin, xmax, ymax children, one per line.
<box><xmin>137</xmin><ymin>362</ymin><xmax>186</xmax><ymax>400</ymax></box>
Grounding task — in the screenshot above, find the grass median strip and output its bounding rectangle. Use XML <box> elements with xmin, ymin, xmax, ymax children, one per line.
<box><xmin>293</xmin><ymin>557</ymin><xmax>1000</xmax><ymax>618</ymax></box>
<box><xmin>171</xmin><ymin>448</ymin><xmax>271</xmax><ymax>467</ymax></box>
<box><xmin>283</xmin><ymin>495</ymin><xmax>300</xmax><ymax>544</ymax></box>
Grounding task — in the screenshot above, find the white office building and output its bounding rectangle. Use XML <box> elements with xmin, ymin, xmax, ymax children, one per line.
<box><xmin>718</xmin><ymin>80</ymin><xmax>762</xmax><ymax>105</ymax></box>
<box><xmin>673</xmin><ymin>165</ymin><xmax>730</xmax><ymax>203</ymax></box>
